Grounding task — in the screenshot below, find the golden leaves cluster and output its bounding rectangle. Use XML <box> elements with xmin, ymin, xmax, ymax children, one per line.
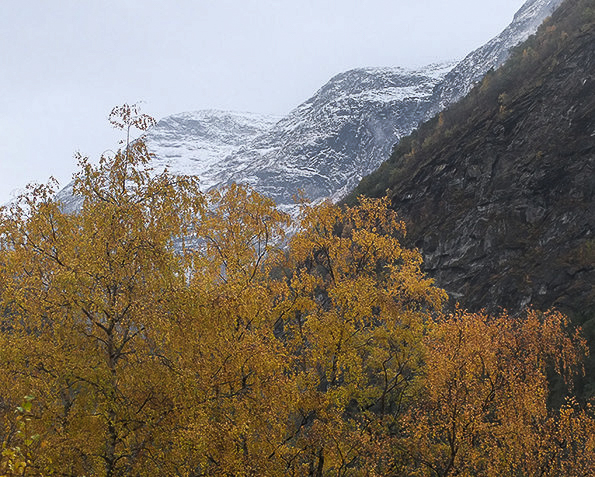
<box><xmin>402</xmin><ymin>309</ymin><xmax>593</xmax><ymax>476</ymax></box>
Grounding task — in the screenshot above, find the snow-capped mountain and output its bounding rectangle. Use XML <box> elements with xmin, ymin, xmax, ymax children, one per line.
<box><xmin>426</xmin><ymin>0</ymin><xmax>564</xmax><ymax>117</ymax></box>
<box><xmin>147</xmin><ymin>110</ymin><xmax>281</xmax><ymax>191</ymax></box>
<box><xmin>55</xmin><ymin>111</ymin><xmax>280</xmax><ymax>212</ymax></box>
<box><xmin>205</xmin><ymin>64</ymin><xmax>453</xmax><ymax>212</ymax></box>
<box><xmin>56</xmin><ymin>0</ymin><xmax>564</xmax><ymax>213</ymax></box>
<box><xmin>140</xmin><ymin>0</ymin><xmax>563</xmax><ymax>213</ymax></box>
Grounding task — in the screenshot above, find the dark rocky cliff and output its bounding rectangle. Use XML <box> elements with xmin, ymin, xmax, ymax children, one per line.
<box><xmin>351</xmin><ymin>0</ymin><xmax>594</xmax><ymax>317</ymax></box>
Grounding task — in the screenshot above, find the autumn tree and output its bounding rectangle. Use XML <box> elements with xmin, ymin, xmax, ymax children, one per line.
<box><xmin>135</xmin><ymin>192</ymin><xmax>449</xmax><ymax>476</ymax></box>
<box><xmin>0</xmin><ymin>104</ymin><xmax>204</xmax><ymax>476</ymax></box>
<box><xmin>274</xmin><ymin>197</ymin><xmax>447</xmax><ymax>475</ymax></box>
<box><xmin>402</xmin><ymin>309</ymin><xmax>594</xmax><ymax>477</ymax></box>
<box><xmin>1</xmin><ymin>104</ymin><xmax>592</xmax><ymax>476</ymax></box>
<box><xmin>158</xmin><ymin>184</ymin><xmax>295</xmax><ymax>476</ymax></box>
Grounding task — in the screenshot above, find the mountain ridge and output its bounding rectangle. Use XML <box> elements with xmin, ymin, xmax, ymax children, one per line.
<box><xmin>56</xmin><ymin>0</ymin><xmax>566</xmax><ymax>220</ymax></box>
<box><xmin>137</xmin><ymin>0</ymin><xmax>563</xmax><ymax>214</ymax></box>
<box><xmin>142</xmin><ymin>63</ymin><xmax>455</xmax><ymax>213</ymax></box>
<box><xmin>426</xmin><ymin>0</ymin><xmax>564</xmax><ymax>117</ymax></box>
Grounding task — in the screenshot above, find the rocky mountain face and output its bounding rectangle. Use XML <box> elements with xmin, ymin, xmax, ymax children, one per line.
<box><xmin>215</xmin><ymin>65</ymin><xmax>455</xmax><ymax>212</ymax></box>
<box><xmin>139</xmin><ymin>0</ymin><xmax>561</xmax><ymax>213</ymax></box>
<box><xmin>350</xmin><ymin>0</ymin><xmax>594</xmax><ymax>316</ymax></box>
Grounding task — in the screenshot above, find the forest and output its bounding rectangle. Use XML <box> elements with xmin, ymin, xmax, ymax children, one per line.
<box><xmin>0</xmin><ymin>106</ymin><xmax>593</xmax><ymax>476</ymax></box>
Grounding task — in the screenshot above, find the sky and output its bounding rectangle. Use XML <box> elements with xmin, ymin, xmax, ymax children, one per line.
<box><xmin>1</xmin><ymin>0</ymin><xmax>527</xmax><ymax>204</ymax></box>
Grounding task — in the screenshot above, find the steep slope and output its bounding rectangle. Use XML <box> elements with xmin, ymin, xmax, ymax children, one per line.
<box><xmin>55</xmin><ymin>0</ymin><xmax>564</xmax><ymax>216</ymax></box>
<box><xmin>426</xmin><ymin>0</ymin><xmax>564</xmax><ymax>117</ymax></box>
<box><xmin>140</xmin><ymin>65</ymin><xmax>454</xmax><ymax>214</ymax></box>
<box><xmin>351</xmin><ymin>0</ymin><xmax>594</xmax><ymax>316</ymax></box>
<box><xmin>139</xmin><ymin>0</ymin><xmax>561</xmax><ymax>214</ymax></box>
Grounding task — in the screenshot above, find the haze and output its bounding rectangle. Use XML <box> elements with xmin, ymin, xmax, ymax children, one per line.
<box><xmin>1</xmin><ymin>0</ymin><xmax>526</xmax><ymax>203</ymax></box>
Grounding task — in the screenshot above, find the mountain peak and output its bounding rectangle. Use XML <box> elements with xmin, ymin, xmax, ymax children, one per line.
<box><xmin>139</xmin><ymin>0</ymin><xmax>561</xmax><ymax>213</ymax></box>
<box><xmin>56</xmin><ymin>0</ymin><xmax>564</xmax><ymax>219</ymax></box>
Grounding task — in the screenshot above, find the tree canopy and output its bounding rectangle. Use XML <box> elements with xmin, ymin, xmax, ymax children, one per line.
<box><xmin>0</xmin><ymin>105</ymin><xmax>593</xmax><ymax>476</ymax></box>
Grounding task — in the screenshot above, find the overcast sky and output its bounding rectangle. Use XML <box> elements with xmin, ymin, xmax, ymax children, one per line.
<box><xmin>1</xmin><ymin>0</ymin><xmax>527</xmax><ymax>204</ymax></box>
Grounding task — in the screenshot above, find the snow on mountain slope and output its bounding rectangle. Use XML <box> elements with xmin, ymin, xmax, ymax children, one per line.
<box><xmin>146</xmin><ymin>110</ymin><xmax>281</xmax><ymax>191</ymax></box>
<box><xmin>141</xmin><ymin>0</ymin><xmax>563</xmax><ymax>213</ymax></box>
<box><xmin>426</xmin><ymin>0</ymin><xmax>564</xmax><ymax>117</ymax></box>
<box><xmin>53</xmin><ymin>111</ymin><xmax>279</xmax><ymax>212</ymax></box>
<box><xmin>143</xmin><ymin>64</ymin><xmax>454</xmax><ymax>214</ymax></box>
<box><xmin>211</xmin><ymin>64</ymin><xmax>455</xmax><ymax>212</ymax></box>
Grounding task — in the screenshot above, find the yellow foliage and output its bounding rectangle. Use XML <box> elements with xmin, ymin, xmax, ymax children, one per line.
<box><xmin>0</xmin><ymin>106</ymin><xmax>591</xmax><ymax>476</ymax></box>
<box><xmin>402</xmin><ymin>309</ymin><xmax>593</xmax><ymax>476</ymax></box>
